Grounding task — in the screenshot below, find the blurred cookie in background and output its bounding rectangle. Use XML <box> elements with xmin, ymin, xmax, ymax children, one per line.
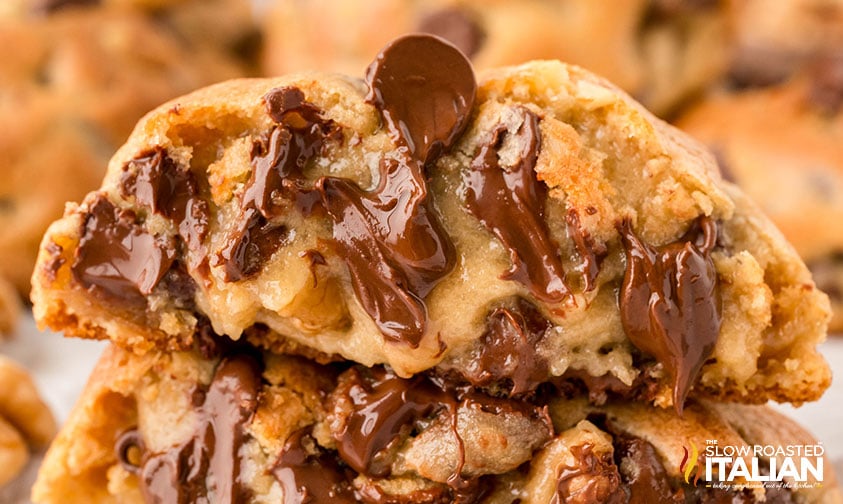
<box><xmin>0</xmin><ymin>278</ymin><xmax>21</xmax><ymax>337</ymax></box>
<box><xmin>678</xmin><ymin>54</ymin><xmax>843</xmax><ymax>330</ymax></box>
<box><xmin>0</xmin><ymin>3</ymin><xmax>245</xmax><ymax>303</ymax></box>
<box><xmin>0</xmin><ymin>354</ymin><xmax>56</xmax><ymax>488</ymax></box>
<box><xmin>727</xmin><ymin>0</ymin><xmax>843</xmax><ymax>87</ymax></box>
<box><xmin>4</xmin><ymin>0</ymin><xmax>261</xmax><ymax>70</ymax></box>
<box><xmin>259</xmin><ymin>0</ymin><xmax>732</xmax><ymax>116</ymax></box>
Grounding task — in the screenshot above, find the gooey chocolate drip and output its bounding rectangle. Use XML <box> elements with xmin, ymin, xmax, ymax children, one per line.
<box><xmin>72</xmin><ymin>195</ymin><xmax>176</xmax><ymax>302</ymax></box>
<box><xmin>319</xmin><ymin>34</ymin><xmax>474</xmax><ymax>346</ymax></box>
<box><xmin>272</xmin><ymin>429</ymin><xmax>357</xmax><ymax>504</ymax></box>
<box><xmin>463</xmin><ymin>108</ymin><xmax>570</xmax><ymax>303</ymax></box>
<box><xmin>617</xmin><ymin>217</ymin><xmax>721</xmax><ymax>413</ymax></box>
<box><xmin>120</xmin><ymin>147</ymin><xmax>210</xmax><ymax>273</ymax></box>
<box><xmin>116</xmin><ymin>355</ymin><xmax>261</xmax><ymax>503</ymax></box>
<box><xmin>217</xmin><ymin>87</ymin><xmax>341</xmax><ymax>281</ymax></box>
<box><xmin>459</xmin><ymin>297</ymin><xmax>553</xmax><ymax>395</ymax></box>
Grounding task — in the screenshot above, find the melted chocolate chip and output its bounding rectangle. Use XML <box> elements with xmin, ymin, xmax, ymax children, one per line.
<box><xmin>617</xmin><ymin>217</ymin><xmax>721</xmax><ymax>413</ymax></box>
<box><xmin>464</xmin><ymin>108</ymin><xmax>569</xmax><ymax>303</ymax></box>
<box><xmin>272</xmin><ymin>429</ymin><xmax>357</xmax><ymax>504</ymax></box>
<box><xmin>417</xmin><ymin>7</ymin><xmax>486</xmax><ymax>60</ymax></box>
<box><xmin>566</xmin><ymin>209</ymin><xmax>607</xmax><ymax>292</ymax></box>
<box><xmin>217</xmin><ymin>87</ymin><xmax>340</xmax><ymax>281</ymax></box>
<box><xmin>120</xmin><ymin>147</ymin><xmax>210</xmax><ymax>273</ymax></box>
<box><xmin>552</xmin><ymin>443</ymin><xmax>625</xmax><ymax>504</ymax></box>
<box><xmin>320</xmin><ymin>34</ymin><xmax>474</xmax><ymax>346</ymax></box>
<box><xmin>556</xmin><ymin>363</ymin><xmax>662</xmax><ymax>406</ymax></box>
<box><xmin>333</xmin><ymin>367</ymin><xmax>456</xmax><ymax>478</ymax></box>
<box><xmin>135</xmin><ymin>355</ymin><xmax>261</xmax><ymax>503</ymax></box>
<box><xmin>364</xmin><ymin>34</ymin><xmax>475</xmax><ymax>164</ymax></box>
<box><xmin>460</xmin><ymin>297</ymin><xmax>553</xmax><ymax>395</ymax></box>
<box><xmin>72</xmin><ymin>195</ymin><xmax>176</xmax><ymax>302</ymax></box>
<box><xmin>612</xmin><ymin>431</ymin><xmax>683</xmax><ymax>503</ymax></box>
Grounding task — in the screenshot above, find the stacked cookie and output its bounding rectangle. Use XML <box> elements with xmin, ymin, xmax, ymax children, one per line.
<box><xmin>29</xmin><ymin>35</ymin><xmax>840</xmax><ymax>502</ymax></box>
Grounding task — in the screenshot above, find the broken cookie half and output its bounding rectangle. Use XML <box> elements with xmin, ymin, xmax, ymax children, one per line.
<box><xmin>32</xmin><ymin>343</ymin><xmax>841</xmax><ymax>504</ymax></box>
<box><xmin>31</xmin><ymin>34</ymin><xmax>830</xmax><ymax>413</ymax></box>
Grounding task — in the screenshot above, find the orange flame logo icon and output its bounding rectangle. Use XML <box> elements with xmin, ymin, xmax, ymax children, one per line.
<box><xmin>680</xmin><ymin>441</ymin><xmax>701</xmax><ymax>484</ymax></box>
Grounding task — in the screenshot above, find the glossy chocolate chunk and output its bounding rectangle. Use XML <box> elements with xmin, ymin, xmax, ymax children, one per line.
<box><xmin>464</xmin><ymin>108</ymin><xmax>569</xmax><ymax>303</ymax></box>
<box><xmin>217</xmin><ymin>87</ymin><xmax>340</xmax><ymax>281</ymax></box>
<box><xmin>272</xmin><ymin>429</ymin><xmax>357</xmax><ymax>504</ymax></box>
<box><xmin>72</xmin><ymin>195</ymin><xmax>176</xmax><ymax>302</ymax></box>
<box><xmin>134</xmin><ymin>355</ymin><xmax>261</xmax><ymax>503</ymax></box>
<box><xmin>618</xmin><ymin>217</ymin><xmax>721</xmax><ymax>413</ymax></box>
<box><xmin>612</xmin><ymin>431</ymin><xmax>683</xmax><ymax>503</ymax></box>
<box><xmin>552</xmin><ymin>443</ymin><xmax>624</xmax><ymax>504</ymax></box>
<box><xmin>460</xmin><ymin>297</ymin><xmax>553</xmax><ymax>395</ymax></box>
<box><xmin>321</xmin><ymin>34</ymin><xmax>474</xmax><ymax>346</ymax></box>
<box><xmin>417</xmin><ymin>7</ymin><xmax>486</xmax><ymax>60</ymax></box>
<box><xmin>332</xmin><ymin>366</ymin><xmax>456</xmax><ymax>478</ymax></box>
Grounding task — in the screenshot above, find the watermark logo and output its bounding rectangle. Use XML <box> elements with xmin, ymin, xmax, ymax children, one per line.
<box><xmin>679</xmin><ymin>441</ymin><xmax>702</xmax><ymax>485</ymax></box>
<box><xmin>679</xmin><ymin>439</ymin><xmax>825</xmax><ymax>491</ymax></box>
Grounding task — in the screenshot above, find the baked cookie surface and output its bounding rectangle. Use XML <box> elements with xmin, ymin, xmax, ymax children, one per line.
<box><xmin>32</xmin><ymin>343</ymin><xmax>842</xmax><ymax>504</ymax></box>
<box><xmin>31</xmin><ymin>35</ymin><xmax>831</xmax><ymax>411</ymax></box>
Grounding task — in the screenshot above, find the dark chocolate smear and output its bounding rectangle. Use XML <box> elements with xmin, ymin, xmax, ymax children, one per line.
<box><xmin>72</xmin><ymin>195</ymin><xmax>176</xmax><ymax>302</ymax></box>
<box><xmin>320</xmin><ymin>34</ymin><xmax>473</xmax><ymax>346</ymax></box>
<box><xmin>417</xmin><ymin>7</ymin><xmax>486</xmax><ymax>60</ymax></box>
<box><xmin>464</xmin><ymin>108</ymin><xmax>570</xmax><ymax>303</ymax></box>
<box><xmin>137</xmin><ymin>355</ymin><xmax>261</xmax><ymax>503</ymax></box>
<box><xmin>272</xmin><ymin>429</ymin><xmax>357</xmax><ymax>504</ymax></box>
<box><xmin>120</xmin><ymin>147</ymin><xmax>210</xmax><ymax>273</ymax></box>
<box><xmin>551</xmin><ymin>443</ymin><xmax>625</xmax><ymax>504</ymax></box>
<box><xmin>617</xmin><ymin>216</ymin><xmax>721</xmax><ymax>413</ymax></box>
<box><xmin>459</xmin><ymin>297</ymin><xmax>553</xmax><ymax>395</ymax></box>
<box><xmin>217</xmin><ymin>87</ymin><xmax>340</xmax><ymax>281</ymax></box>
<box><xmin>566</xmin><ymin>209</ymin><xmax>607</xmax><ymax>292</ymax></box>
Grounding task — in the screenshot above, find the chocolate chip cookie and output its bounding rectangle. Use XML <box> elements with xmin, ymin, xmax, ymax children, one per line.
<box><xmin>31</xmin><ymin>342</ymin><xmax>840</xmax><ymax>503</ymax></box>
<box><xmin>31</xmin><ymin>34</ymin><xmax>831</xmax><ymax>412</ymax></box>
<box><xmin>0</xmin><ymin>355</ymin><xmax>57</xmax><ymax>488</ymax></box>
<box><xmin>0</xmin><ymin>3</ymin><xmax>242</xmax><ymax>297</ymax></box>
<box><xmin>727</xmin><ymin>0</ymin><xmax>843</xmax><ymax>87</ymax></box>
<box><xmin>260</xmin><ymin>0</ymin><xmax>732</xmax><ymax>116</ymax></box>
<box><xmin>677</xmin><ymin>55</ymin><xmax>843</xmax><ymax>330</ymax></box>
